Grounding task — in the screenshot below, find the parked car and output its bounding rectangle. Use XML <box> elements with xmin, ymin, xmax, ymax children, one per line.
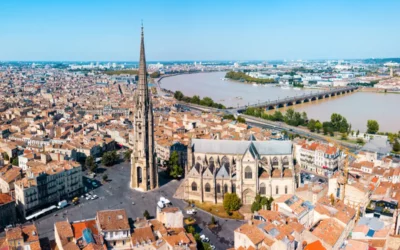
<box><xmin>57</xmin><ymin>200</ymin><xmax>68</xmax><ymax>209</ymax></box>
<box><xmin>210</xmin><ymin>245</ymin><xmax>216</xmax><ymax>250</ymax></box>
<box><xmin>186</xmin><ymin>209</ymin><xmax>196</xmax><ymax>215</ymax></box>
<box><xmin>200</xmin><ymin>235</ymin><xmax>209</xmax><ymax>243</ymax></box>
<box><xmin>160</xmin><ymin>196</ymin><xmax>171</xmax><ymax>204</ymax></box>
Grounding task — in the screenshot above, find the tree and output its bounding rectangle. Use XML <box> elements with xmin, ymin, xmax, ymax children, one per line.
<box><xmin>367</xmin><ymin>120</ymin><xmax>379</xmax><ymax>134</ymax></box>
<box><xmin>323</xmin><ymin>126</ymin><xmax>328</xmax><ymax>135</ymax></box>
<box><xmin>251</xmin><ymin>194</ymin><xmax>273</xmax><ymax>213</ymax></box>
<box><xmin>393</xmin><ymin>140</ymin><xmax>400</xmax><ymax>152</ymax></box>
<box><xmin>186</xmin><ymin>225</ymin><xmax>196</xmax><ymax>234</ymax></box>
<box><xmin>149</xmin><ymin>71</ymin><xmax>160</xmax><ymax>78</ymax></box>
<box><xmin>356</xmin><ymin>130</ymin><xmax>360</xmax><ymax>137</ymax></box>
<box><xmin>174</xmin><ymin>91</ymin><xmax>184</xmax><ymax>101</ymax></box>
<box><xmin>123</xmin><ymin>150</ymin><xmax>132</xmax><ymax>162</ymax></box>
<box><xmin>2</xmin><ymin>153</ymin><xmax>9</xmax><ymax>161</ymax></box>
<box><xmin>237</xmin><ymin>116</ymin><xmax>246</xmax><ymax>123</ymax></box>
<box><xmin>315</xmin><ymin>121</ymin><xmax>322</xmax><ymax>133</ymax></box>
<box><xmin>169</xmin><ymin>151</ymin><xmax>183</xmax><ymax>178</ymax></box>
<box><xmin>307</xmin><ymin>119</ymin><xmax>316</xmax><ymax>132</ymax></box>
<box><xmin>102</xmin><ymin>174</ymin><xmax>108</xmax><ymax>182</ymax></box>
<box><xmin>210</xmin><ymin>216</ymin><xmax>216</xmax><ymax>225</ymax></box>
<box><xmin>341</xmin><ymin>133</ymin><xmax>348</xmax><ymax>140</ymax></box>
<box><xmin>11</xmin><ymin>158</ymin><xmax>19</xmax><ymax>166</ymax></box>
<box><xmin>223</xmin><ymin>193</ymin><xmax>242</xmax><ymax>213</ymax></box>
<box><xmin>102</xmin><ymin>151</ymin><xmax>119</xmax><ymax>166</ymax></box>
<box><xmin>356</xmin><ymin>138</ymin><xmax>364</xmax><ymax>144</ymax></box>
<box><xmin>191</xmin><ymin>95</ymin><xmax>201</xmax><ymax>105</ymax></box>
<box><xmin>143</xmin><ymin>210</ymin><xmax>150</xmax><ymax>219</ymax></box>
<box><xmin>222</xmin><ymin>114</ymin><xmax>235</xmax><ymax>120</ymax></box>
<box><xmin>85</xmin><ymin>156</ymin><xmax>97</xmax><ymax>172</ymax></box>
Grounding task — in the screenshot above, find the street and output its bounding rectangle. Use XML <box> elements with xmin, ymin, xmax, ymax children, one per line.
<box><xmin>30</xmin><ymin>162</ymin><xmax>239</xmax><ymax>250</ymax></box>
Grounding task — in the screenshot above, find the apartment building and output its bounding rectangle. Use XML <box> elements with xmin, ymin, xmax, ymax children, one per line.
<box><xmin>294</xmin><ymin>140</ymin><xmax>342</xmax><ymax>177</ymax></box>
<box><xmin>0</xmin><ymin>224</ymin><xmax>41</xmax><ymax>250</ymax></box>
<box><xmin>14</xmin><ymin>159</ymin><xmax>83</xmax><ymax>217</ymax></box>
<box><xmin>96</xmin><ymin>209</ymin><xmax>131</xmax><ymax>249</ymax></box>
<box><xmin>0</xmin><ymin>193</ymin><xmax>16</xmax><ymax>229</ymax></box>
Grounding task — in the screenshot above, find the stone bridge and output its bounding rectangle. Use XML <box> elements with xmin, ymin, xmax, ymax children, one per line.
<box><xmin>234</xmin><ymin>86</ymin><xmax>358</xmax><ymax>112</ymax></box>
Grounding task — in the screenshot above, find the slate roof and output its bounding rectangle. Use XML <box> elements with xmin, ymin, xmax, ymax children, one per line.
<box><xmin>191</xmin><ymin>139</ymin><xmax>292</xmax><ymax>155</ymax></box>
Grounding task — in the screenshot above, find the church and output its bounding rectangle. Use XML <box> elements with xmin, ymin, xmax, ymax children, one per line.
<box><xmin>130</xmin><ymin>26</ymin><xmax>158</xmax><ymax>191</ymax></box>
<box><xmin>185</xmin><ymin>139</ymin><xmax>297</xmax><ymax>204</ymax></box>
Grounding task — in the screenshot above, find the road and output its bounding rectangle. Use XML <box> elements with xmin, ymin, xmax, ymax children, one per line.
<box><xmin>29</xmin><ymin>162</ymin><xmax>238</xmax><ymax>250</ymax></box>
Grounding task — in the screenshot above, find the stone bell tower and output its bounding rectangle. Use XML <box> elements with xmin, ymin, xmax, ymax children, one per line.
<box><xmin>131</xmin><ymin>25</ymin><xmax>158</xmax><ymax>191</ymax></box>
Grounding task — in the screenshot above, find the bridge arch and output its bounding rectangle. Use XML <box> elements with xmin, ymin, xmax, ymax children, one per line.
<box><xmin>286</xmin><ymin>102</ymin><xmax>294</xmax><ymax>107</ymax></box>
<box><xmin>311</xmin><ymin>97</ymin><xmax>317</xmax><ymax>101</ymax></box>
<box><xmin>296</xmin><ymin>100</ymin><xmax>302</xmax><ymax>104</ymax></box>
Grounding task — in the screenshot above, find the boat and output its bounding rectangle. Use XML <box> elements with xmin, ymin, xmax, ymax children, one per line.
<box><xmin>293</xmin><ymin>87</ymin><xmax>301</xmax><ymax>90</ymax></box>
<box><xmin>281</xmin><ymin>86</ymin><xmax>291</xmax><ymax>90</ymax></box>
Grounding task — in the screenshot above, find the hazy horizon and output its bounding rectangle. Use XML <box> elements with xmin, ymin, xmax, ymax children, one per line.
<box><xmin>1</xmin><ymin>0</ymin><xmax>400</xmax><ymax>61</ymax></box>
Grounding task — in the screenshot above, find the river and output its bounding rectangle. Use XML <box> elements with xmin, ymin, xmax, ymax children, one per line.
<box><xmin>160</xmin><ymin>72</ymin><xmax>400</xmax><ymax>132</ymax></box>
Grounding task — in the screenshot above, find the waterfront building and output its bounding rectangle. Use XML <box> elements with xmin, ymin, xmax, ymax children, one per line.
<box><xmin>184</xmin><ymin>138</ymin><xmax>296</xmax><ymax>205</ymax></box>
<box><xmin>130</xmin><ymin>26</ymin><xmax>158</xmax><ymax>191</ymax></box>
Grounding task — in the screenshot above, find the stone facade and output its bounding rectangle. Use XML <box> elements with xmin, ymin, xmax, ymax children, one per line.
<box><xmin>130</xmin><ymin>26</ymin><xmax>158</xmax><ymax>191</ymax></box>
<box><xmin>185</xmin><ymin>139</ymin><xmax>296</xmax><ymax>204</ymax></box>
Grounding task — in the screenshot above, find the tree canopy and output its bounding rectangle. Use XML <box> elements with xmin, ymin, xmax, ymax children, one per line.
<box><xmin>367</xmin><ymin>120</ymin><xmax>379</xmax><ymax>134</ymax></box>
<box><xmin>168</xmin><ymin>151</ymin><xmax>183</xmax><ymax>178</ymax></box>
<box><xmin>102</xmin><ymin>151</ymin><xmax>119</xmax><ymax>166</ymax></box>
<box><xmin>223</xmin><ymin>193</ymin><xmax>241</xmax><ymax>213</ymax></box>
<box><xmin>225</xmin><ymin>71</ymin><xmax>276</xmax><ymax>84</ymax></box>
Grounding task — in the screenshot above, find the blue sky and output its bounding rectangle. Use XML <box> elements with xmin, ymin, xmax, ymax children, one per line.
<box><xmin>1</xmin><ymin>0</ymin><xmax>399</xmax><ymax>61</ymax></box>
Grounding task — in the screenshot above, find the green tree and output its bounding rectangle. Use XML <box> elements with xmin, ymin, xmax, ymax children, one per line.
<box><xmin>315</xmin><ymin>121</ymin><xmax>322</xmax><ymax>133</ymax></box>
<box><xmin>143</xmin><ymin>210</ymin><xmax>150</xmax><ymax>219</ymax></box>
<box><xmin>251</xmin><ymin>195</ymin><xmax>273</xmax><ymax>213</ymax></box>
<box><xmin>393</xmin><ymin>140</ymin><xmax>400</xmax><ymax>152</ymax></box>
<box><xmin>85</xmin><ymin>156</ymin><xmax>97</xmax><ymax>172</ymax></box>
<box><xmin>356</xmin><ymin>138</ymin><xmax>364</xmax><ymax>144</ymax></box>
<box><xmin>11</xmin><ymin>158</ymin><xmax>19</xmax><ymax>166</ymax></box>
<box><xmin>307</xmin><ymin>119</ymin><xmax>316</xmax><ymax>132</ymax></box>
<box><xmin>222</xmin><ymin>114</ymin><xmax>235</xmax><ymax>120</ymax></box>
<box><xmin>210</xmin><ymin>216</ymin><xmax>216</xmax><ymax>225</ymax></box>
<box><xmin>367</xmin><ymin>120</ymin><xmax>379</xmax><ymax>134</ymax></box>
<box><xmin>223</xmin><ymin>193</ymin><xmax>242</xmax><ymax>213</ymax></box>
<box><xmin>102</xmin><ymin>174</ymin><xmax>108</xmax><ymax>182</ymax></box>
<box><xmin>356</xmin><ymin>130</ymin><xmax>360</xmax><ymax>137</ymax></box>
<box><xmin>341</xmin><ymin>133</ymin><xmax>348</xmax><ymax>140</ymax></box>
<box><xmin>186</xmin><ymin>225</ymin><xmax>196</xmax><ymax>234</ymax></box>
<box><xmin>200</xmin><ymin>97</ymin><xmax>214</xmax><ymax>107</ymax></box>
<box><xmin>191</xmin><ymin>95</ymin><xmax>201</xmax><ymax>104</ymax></box>
<box><xmin>323</xmin><ymin>126</ymin><xmax>328</xmax><ymax>135</ymax></box>
<box><xmin>273</xmin><ymin>111</ymin><xmax>284</xmax><ymax>121</ymax></box>
<box><xmin>123</xmin><ymin>150</ymin><xmax>132</xmax><ymax>162</ymax></box>
<box><xmin>149</xmin><ymin>71</ymin><xmax>160</xmax><ymax>78</ymax></box>
<box><xmin>169</xmin><ymin>151</ymin><xmax>183</xmax><ymax>178</ymax></box>
<box><xmin>174</xmin><ymin>91</ymin><xmax>184</xmax><ymax>101</ymax></box>
<box><xmin>2</xmin><ymin>153</ymin><xmax>9</xmax><ymax>161</ymax></box>
<box><xmin>237</xmin><ymin>116</ymin><xmax>246</xmax><ymax>123</ymax></box>
<box><xmin>102</xmin><ymin>151</ymin><xmax>118</xmax><ymax>166</ymax></box>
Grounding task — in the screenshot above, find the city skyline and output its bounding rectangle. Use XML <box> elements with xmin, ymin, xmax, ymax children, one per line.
<box><xmin>1</xmin><ymin>0</ymin><xmax>400</xmax><ymax>61</ymax></box>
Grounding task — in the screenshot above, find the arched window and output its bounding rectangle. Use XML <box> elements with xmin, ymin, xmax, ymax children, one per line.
<box><xmin>209</xmin><ymin>157</ymin><xmax>215</xmax><ymax>168</ymax></box>
<box><xmin>232</xmin><ymin>184</ymin><xmax>236</xmax><ymax>193</ymax></box>
<box><xmin>245</xmin><ymin>166</ymin><xmax>252</xmax><ymax>179</ymax></box>
<box><xmin>216</xmin><ymin>184</ymin><xmax>221</xmax><ymax>193</ymax></box>
<box><xmin>282</xmin><ymin>157</ymin><xmax>289</xmax><ymax>166</ymax></box>
<box><xmin>276</xmin><ymin>186</ymin><xmax>279</xmax><ymax>195</ymax></box>
<box><xmin>224</xmin><ymin>184</ymin><xmax>228</xmax><ymax>194</ymax></box>
<box><xmin>285</xmin><ymin>185</ymin><xmax>288</xmax><ymax>194</ymax></box>
<box><xmin>260</xmin><ymin>183</ymin><xmax>266</xmax><ymax>195</ymax></box>
<box><xmin>272</xmin><ymin>157</ymin><xmax>279</xmax><ymax>166</ymax></box>
<box><xmin>221</xmin><ymin>156</ymin><xmax>230</xmax><ymax>168</ymax></box>
<box><xmin>191</xmin><ymin>182</ymin><xmax>197</xmax><ymax>191</ymax></box>
<box><xmin>197</xmin><ymin>156</ymin><xmax>201</xmax><ymax>161</ymax></box>
<box><xmin>195</xmin><ymin>162</ymin><xmax>201</xmax><ymax>169</ymax></box>
<box><xmin>205</xmin><ymin>183</ymin><xmax>211</xmax><ymax>192</ymax></box>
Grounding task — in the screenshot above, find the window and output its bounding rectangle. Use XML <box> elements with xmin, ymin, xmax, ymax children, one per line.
<box><xmin>245</xmin><ymin>166</ymin><xmax>252</xmax><ymax>179</ymax></box>
<box><xmin>191</xmin><ymin>182</ymin><xmax>197</xmax><ymax>191</ymax></box>
<box><xmin>272</xmin><ymin>157</ymin><xmax>279</xmax><ymax>166</ymax></box>
<box><xmin>224</xmin><ymin>184</ymin><xmax>228</xmax><ymax>194</ymax></box>
<box><xmin>260</xmin><ymin>183</ymin><xmax>266</xmax><ymax>195</ymax></box>
<box><xmin>216</xmin><ymin>184</ymin><xmax>221</xmax><ymax>193</ymax></box>
<box><xmin>276</xmin><ymin>186</ymin><xmax>279</xmax><ymax>195</ymax></box>
<box><xmin>285</xmin><ymin>185</ymin><xmax>288</xmax><ymax>194</ymax></box>
<box><xmin>232</xmin><ymin>184</ymin><xmax>236</xmax><ymax>193</ymax></box>
<box><xmin>205</xmin><ymin>183</ymin><xmax>211</xmax><ymax>192</ymax></box>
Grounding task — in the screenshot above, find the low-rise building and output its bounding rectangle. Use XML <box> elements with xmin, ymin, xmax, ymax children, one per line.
<box><xmin>0</xmin><ymin>193</ymin><xmax>16</xmax><ymax>229</ymax></box>
<box><xmin>156</xmin><ymin>206</ymin><xmax>184</xmax><ymax>228</ymax></box>
<box><xmin>96</xmin><ymin>209</ymin><xmax>131</xmax><ymax>249</ymax></box>
<box><xmin>0</xmin><ymin>224</ymin><xmax>41</xmax><ymax>250</ymax></box>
